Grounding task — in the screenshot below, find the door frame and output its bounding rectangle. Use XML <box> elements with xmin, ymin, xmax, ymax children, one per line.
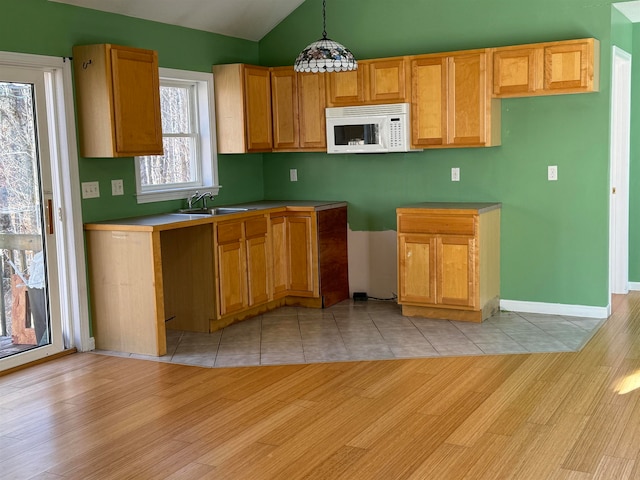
<box><xmin>0</xmin><ymin>51</ymin><xmax>91</xmax><ymax>371</ymax></box>
<box><xmin>609</xmin><ymin>46</ymin><xmax>632</xmax><ymax>304</ymax></box>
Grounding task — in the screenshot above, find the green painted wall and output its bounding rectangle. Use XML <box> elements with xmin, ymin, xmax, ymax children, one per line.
<box><xmin>260</xmin><ymin>0</ymin><xmax>620</xmax><ymax>307</ymax></box>
<box><xmin>1</xmin><ymin>0</ymin><xmax>265</xmax><ymax>223</ymax></box>
<box><xmin>2</xmin><ymin>0</ymin><xmax>636</xmax><ymax>309</ymax></box>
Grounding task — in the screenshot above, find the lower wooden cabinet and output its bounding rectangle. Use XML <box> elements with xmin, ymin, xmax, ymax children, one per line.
<box><xmin>215</xmin><ymin>215</ymin><xmax>270</xmax><ymax>318</ymax></box>
<box><xmin>397</xmin><ymin>203</ymin><xmax>501</xmax><ymax>322</ymax></box>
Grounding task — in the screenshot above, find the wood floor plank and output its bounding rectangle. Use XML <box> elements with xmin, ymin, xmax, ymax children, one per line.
<box><xmin>5</xmin><ymin>293</ymin><xmax>640</xmax><ymax>479</ymax></box>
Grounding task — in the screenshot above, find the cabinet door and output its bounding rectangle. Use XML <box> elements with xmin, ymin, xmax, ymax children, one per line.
<box><xmin>448</xmin><ymin>53</ymin><xmax>487</xmax><ymax>146</ymax></box>
<box><xmin>287</xmin><ymin>215</ymin><xmax>315</xmax><ymax>296</ymax></box>
<box><xmin>270</xmin><ymin>215</ymin><xmax>289</xmax><ymax>298</ymax></box>
<box><xmin>367</xmin><ymin>58</ymin><xmax>408</xmax><ymax>104</ymax></box>
<box><xmin>437</xmin><ymin>236</ymin><xmax>476</xmax><ymax>308</ymax></box>
<box><xmin>244</xmin><ymin>65</ymin><xmax>273</xmax><ymax>152</ymax></box>
<box><xmin>216</xmin><ymin>221</ymin><xmax>247</xmax><ymax>316</ymax></box>
<box><xmin>493</xmin><ymin>47</ymin><xmax>541</xmax><ymax>97</ymax></box>
<box><xmin>271</xmin><ymin>67</ymin><xmax>299</xmax><ymax>150</ymax></box>
<box><xmin>544</xmin><ymin>40</ymin><xmax>595</xmax><ymax>93</ymax></box>
<box><xmin>245</xmin><ymin>216</ymin><xmax>270</xmax><ymax>306</ymax></box>
<box><xmin>298</xmin><ymin>72</ymin><xmax>327</xmax><ymax>149</ymax></box>
<box><xmin>411</xmin><ymin>56</ymin><xmax>447</xmax><ymax>147</ymax></box>
<box><xmin>398</xmin><ymin>234</ymin><xmax>437</xmax><ymax>305</ymax></box>
<box><xmin>217</xmin><ymin>241</ymin><xmax>247</xmax><ymax>316</ymax></box>
<box><xmin>326</xmin><ymin>68</ymin><xmax>365</xmax><ymax>107</ymax></box>
<box><xmin>111</xmin><ymin>47</ymin><xmax>163</xmax><ymax>156</ymax></box>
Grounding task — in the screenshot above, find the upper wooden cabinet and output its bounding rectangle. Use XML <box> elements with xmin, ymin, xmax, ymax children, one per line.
<box><xmin>72</xmin><ymin>44</ymin><xmax>163</xmax><ymax>158</ymax></box>
<box><xmin>410</xmin><ymin>50</ymin><xmax>500</xmax><ymax>149</ymax></box>
<box><xmin>493</xmin><ymin>38</ymin><xmax>599</xmax><ymax>98</ymax></box>
<box><xmin>270</xmin><ymin>67</ymin><xmax>326</xmax><ymax>151</ymax></box>
<box><xmin>212</xmin><ymin>64</ymin><xmax>272</xmax><ymax>153</ymax></box>
<box><xmin>326</xmin><ymin>57</ymin><xmax>409</xmax><ymax>107</ymax></box>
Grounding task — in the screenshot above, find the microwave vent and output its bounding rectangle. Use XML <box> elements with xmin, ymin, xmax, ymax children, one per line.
<box><xmin>326</xmin><ymin>102</ymin><xmax>410</xmax><ymax>118</ymax></box>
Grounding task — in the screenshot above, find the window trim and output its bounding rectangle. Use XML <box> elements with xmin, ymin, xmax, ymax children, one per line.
<box><xmin>135</xmin><ymin>67</ymin><xmax>220</xmax><ymax>204</ymax></box>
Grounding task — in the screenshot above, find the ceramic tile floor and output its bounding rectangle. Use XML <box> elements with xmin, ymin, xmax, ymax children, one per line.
<box><xmin>93</xmin><ymin>300</ymin><xmax>608</xmax><ymax>368</ymax></box>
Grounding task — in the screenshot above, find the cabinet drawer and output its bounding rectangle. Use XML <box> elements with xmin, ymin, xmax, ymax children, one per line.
<box><xmin>217</xmin><ymin>221</ymin><xmax>242</xmax><ymax>244</ymax></box>
<box><xmin>398</xmin><ymin>214</ymin><xmax>475</xmax><ymax>235</ymax></box>
<box><xmin>245</xmin><ymin>216</ymin><xmax>268</xmax><ymax>238</ymax></box>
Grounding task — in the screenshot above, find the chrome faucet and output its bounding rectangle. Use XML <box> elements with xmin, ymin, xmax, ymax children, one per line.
<box><xmin>187</xmin><ymin>191</ymin><xmax>214</xmax><ymax>209</ymax></box>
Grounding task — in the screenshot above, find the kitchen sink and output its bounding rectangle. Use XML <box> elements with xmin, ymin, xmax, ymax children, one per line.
<box><xmin>174</xmin><ymin>207</ymin><xmax>256</xmax><ymax>216</ymax></box>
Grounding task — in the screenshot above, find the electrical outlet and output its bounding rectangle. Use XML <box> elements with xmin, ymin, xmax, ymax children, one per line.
<box><xmin>290</xmin><ymin>168</ymin><xmax>298</xmax><ymax>182</ymax></box>
<box><xmin>111</xmin><ymin>179</ymin><xmax>124</xmax><ymax>196</ymax></box>
<box><xmin>81</xmin><ymin>181</ymin><xmax>100</xmax><ymax>199</ymax></box>
<box><xmin>548</xmin><ymin>165</ymin><xmax>558</xmax><ymax>181</ymax></box>
<box><xmin>451</xmin><ymin>167</ymin><xmax>460</xmax><ymax>182</ymax></box>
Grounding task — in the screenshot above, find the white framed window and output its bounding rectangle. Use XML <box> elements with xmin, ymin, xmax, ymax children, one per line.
<box><xmin>135</xmin><ymin>68</ymin><xmax>219</xmax><ymax>203</ymax></box>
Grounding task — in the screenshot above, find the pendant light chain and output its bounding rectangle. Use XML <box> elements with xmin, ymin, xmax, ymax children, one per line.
<box><xmin>322</xmin><ymin>0</ymin><xmax>327</xmax><ymax>39</ymax></box>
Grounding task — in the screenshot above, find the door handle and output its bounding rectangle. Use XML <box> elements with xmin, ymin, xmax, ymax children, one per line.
<box><xmin>46</xmin><ymin>198</ymin><xmax>54</xmax><ymax>235</ymax></box>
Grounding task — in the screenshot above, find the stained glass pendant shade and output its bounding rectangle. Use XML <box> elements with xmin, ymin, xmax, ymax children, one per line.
<box><xmin>294</xmin><ymin>0</ymin><xmax>357</xmax><ymax>73</ymax></box>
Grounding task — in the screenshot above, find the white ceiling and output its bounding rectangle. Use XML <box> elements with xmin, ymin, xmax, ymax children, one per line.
<box><xmin>614</xmin><ymin>0</ymin><xmax>640</xmax><ymax>22</ymax></box>
<box><xmin>48</xmin><ymin>0</ymin><xmax>306</xmax><ymax>41</ymax></box>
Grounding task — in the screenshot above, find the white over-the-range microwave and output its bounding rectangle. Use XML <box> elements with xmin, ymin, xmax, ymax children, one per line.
<box><xmin>325</xmin><ymin>102</ymin><xmax>412</xmax><ymax>154</ymax></box>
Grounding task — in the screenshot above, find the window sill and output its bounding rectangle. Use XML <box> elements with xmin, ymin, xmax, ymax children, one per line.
<box><xmin>135</xmin><ymin>185</ymin><xmax>221</xmax><ymax>204</ymax></box>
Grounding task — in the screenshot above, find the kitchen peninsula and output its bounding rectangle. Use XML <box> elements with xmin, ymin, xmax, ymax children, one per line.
<box><xmin>85</xmin><ymin>201</ymin><xmax>348</xmax><ymax>356</ymax></box>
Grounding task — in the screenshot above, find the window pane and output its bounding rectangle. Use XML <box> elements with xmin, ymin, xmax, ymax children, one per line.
<box><xmin>160</xmin><ymin>85</ymin><xmax>192</xmax><ymax>134</ymax></box>
<box><xmin>139</xmin><ymin>136</ymin><xmax>197</xmax><ymax>187</ymax></box>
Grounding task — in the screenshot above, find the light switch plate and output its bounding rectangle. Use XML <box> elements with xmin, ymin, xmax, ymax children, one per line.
<box><xmin>111</xmin><ymin>179</ymin><xmax>124</xmax><ymax>196</ymax></box>
<box><xmin>81</xmin><ymin>181</ymin><xmax>100</xmax><ymax>199</ymax></box>
<box><xmin>451</xmin><ymin>167</ymin><xmax>460</xmax><ymax>182</ymax></box>
<box><xmin>290</xmin><ymin>169</ymin><xmax>298</xmax><ymax>182</ymax></box>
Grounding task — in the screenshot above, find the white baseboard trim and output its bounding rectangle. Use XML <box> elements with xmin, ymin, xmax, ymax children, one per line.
<box><xmin>500</xmin><ymin>299</ymin><xmax>609</xmax><ymax>319</ymax></box>
<box><xmin>628</xmin><ymin>282</ymin><xmax>640</xmax><ymax>291</ymax></box>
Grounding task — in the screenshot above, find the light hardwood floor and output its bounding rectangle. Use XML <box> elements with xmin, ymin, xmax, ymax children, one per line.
<box><xmin>0</xmin><ymin>293</ymin><xmax>638</xmax><ymax>479</ymax></box>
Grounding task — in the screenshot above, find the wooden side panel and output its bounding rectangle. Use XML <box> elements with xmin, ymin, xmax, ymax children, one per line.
<box><xmin>479</xmin><ymin>208</ymin><xmax>501</xmax><ymax>308</ymax></box>
<box><xmin>411</xmin><ymin>56</ymin><xmax>447</xmax><ymax>147</ymax></box>
<box><xmin>298</xmin><ymin>72</ymin><xmax>327</xmax><ymax>149</ymax></box>
<box><xmin>72</xmin><ymin>44</ymin><xmax>115</xmax><ymax>157</ymax></box>
<box><xmin>111</xmin><ymin>46</ymin><xmax>163</xmax><ymax>156</ymax></box>
<box><xmin>317</xmin><ymin>207</ymin><xmax>349</xmax><ymax>307</ymax></box>
<box><xmin>271</xmin><ymin>67</ymin><xmax>299</xmax><ymax>150</ymax></box>
<box><xmin>437</xmin><ymin>236</ymin><xmax>476</xmax><ymax>308</ymax></box>
<box><xmin>367</xmin><ymin>58</ymin><xmax>408</xmax><ymax>103</ymax></box>
<box><xmin>398</xmin><ymin>234</ymin><xmax>437</xmax><ymax>305</ymax></box>
<box><xmin>87</xmin><ymin>230</ymin><xmax>162</xmax><ymax>356</ymax></box>
<box><xmin>212</xmin><ymin>64</ymin><xmax>246</xmax><ymax>153</ymax></box>
<box><xmin>244</xmin><ymin>65</ymin><xmax>273</xmax><ymax>152</ymax></box>
<box><xmin>161</xmin><ymin>225</ymin><xmax>215</xmax><ymax>333</ymax></box>
<box><xmin>326</xmin><ymin>68</ymin><xmax>365</xmax><ymax>106</ymax></box>
<box><xmin>448</xmin><ymin>53</ymin><xmax>486</xmax><ymax>146</ymax></box>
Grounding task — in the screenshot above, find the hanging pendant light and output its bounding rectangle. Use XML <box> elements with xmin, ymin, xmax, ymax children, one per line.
<box><xmin>294</xmin><ymin>0</ymin><xmax>357</xmax><ymax>73</ymax></box>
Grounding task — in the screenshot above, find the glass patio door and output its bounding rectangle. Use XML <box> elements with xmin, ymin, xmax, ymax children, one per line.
<box><xmin>0</xmin><ymin>65</ymin><xmax>64</xmax><ymax>365</ymax></box>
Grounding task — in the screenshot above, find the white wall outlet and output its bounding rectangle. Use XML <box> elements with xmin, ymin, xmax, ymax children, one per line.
<box><xmin>451</xmin><ymin>167</ymin><xmax>460</xmax><ymax>182</ymax></box>
<box><xmin>548</xmin><ymin>165</ymin><xmax>558</xmax><ymax>181</ymax></box>
<box><xmin>111</xmin><ymin>179</ymin><xmax>124</xmax><ymax>196</ymax></box>
<box><xmin>81</xmin><ymin>181</ymin><xmax>100</xmax><ymax>199</ymax></box>
<box><xmin>290</xmin><ymin>168</ymin><xmax>298</xmax><ymax>182</ymax></box>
